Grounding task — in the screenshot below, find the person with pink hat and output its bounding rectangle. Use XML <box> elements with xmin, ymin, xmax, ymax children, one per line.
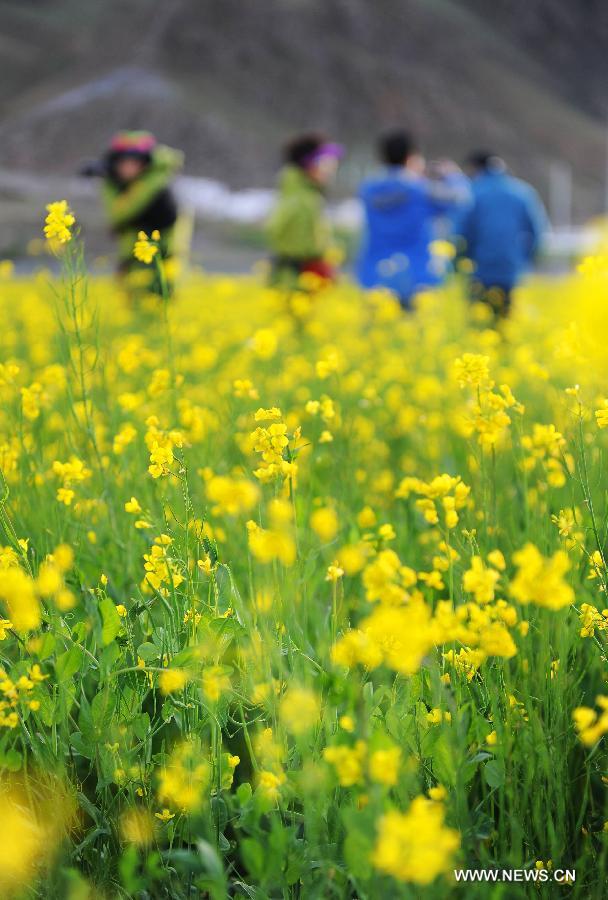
<box><xmin>82</xmin><ymin>131</ymin><xmax>183</xmax><ymax>298</ymax></box>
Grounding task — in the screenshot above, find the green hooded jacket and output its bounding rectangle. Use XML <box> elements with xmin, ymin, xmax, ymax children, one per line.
<box><xmin>101</xmin><ymin>145</ymin><xmax>184</xmax><ymax>264</ymax></box>
<box><xmin>266</xmin><ymin>165</ymin><xmax>332</xmax><ymax>265</ymax></box>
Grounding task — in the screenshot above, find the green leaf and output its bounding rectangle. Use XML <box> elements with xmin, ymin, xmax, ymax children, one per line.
<box><xmin>77</xmin><ymin>695</ymin><xmax>94</xmax><ymax>744</ymax></box>
<box><xmin>472</xmin><ymin>809</ymin><xmax>494</xmax><ymax>840</ymax></box>
<box><xmin>484</xmin><ymin>759</ymin><xmax>505</xmax><ymax>789</ymax></box>
<box><xmin>37</xmin><ymin>632</ymin><xmax>56</xmax><ymax>660</ymax></box>
<box><xmin>133</xmin><ymin>712</ymin><xmax>150</xmax><ymax>741</ymax></box>
<box><xmin>236</xmin><ymin>782</ymin><xmax>252</xmax><ymax>805</ymax></box>
<box><xmin>430</xmin><ymin>732</ymin><xmax>457</xmax><ymax>786</ymax></box>
<box><xmin>208</xmin><ymin>617</ymin><xmax>247</xmax><ymax>657</ymax></box>
<box><xmin>100</xmin><ymin>597</ymin><xmax>121</xmax><ymax>646</ymax></box>
<box><xmin>91</xmin><ymin>689</ymin><xmax>115</xmax><ymax>734</ymax></box>
<box><xmin>0</xmin><ymin>748</ymin><xmax>22</xmax><ymax>772</ymax></box>
<box><xmin>37</xmin><ymin>691</ymin><xmax>56</xmax><ymax>727</ymax></box>
<box><xmin>241</xmin><ymin>838</ymin><xmax>265</xmax><ymax>880</ymax></box>
<box><xmin>77</xmin><ymin>791</ymin><xmax>101</xmax><ymax>825</ymax></box>
<box><xmin>214</xmin><ymin>564</ymin><xmax>234</xmax><ymax>616</ymax></box>
<box><xmin>285</xmin><ymin>853</ymin><xmax>303</xmax><ymax>886</ymax></box>
<box><xmin>137</xmin><ymin>642</ymin><xmax>159</xmax><ymax>662</ymax></box>
<box><xmin>117</xmin><ymin>686</ymin><xmax>139</xmax><ymax>718</ymax></box>
<box><xmin>55</xmin><ymin>644</ymin><xmax>83</xmax><ymax>682</ymax></box>
<box><xmin>100</xmin><ymin>640</ymin><xmax>121</xmax><ymax>674</ymax></box>
<box><xmin>72</xmin><ymin>622</ymin><xmax>88</xmax><ymax>643</ymax></box>
<box><xmin>69</xmin><ymin>731</ymin><xmax>92</xmax><ymax>759</ymax></box>
<box><xmin>462</xmin><ymin>750</ymin><xmax>495</xmax><ymax>783</ymax></box>
<box><xmin>468</xmin><ymin>751</ymin><xmax>494</xmax><ymax>765</ymax></box>
<box><xmin>171</xmin><ymin>647</ymin><xmax>198</xmax><ymax>668</ymax></box>
<box><xmin>144</xmin><ymin>852</ymin><xmax>164</xmax><ymax>880</ymax></box>
<box><xmin>218</xmin><ymin>832</ymin><xmax>231</xmax><ymax>852</ymax></box>
<box><xmin>119</xmin><ymin>844</ymin><xmax>144</xmax><ymax>894</ymax></box>
<box><xmin>197</xmin><ymin>839</ymin><xmax>225</xmax><ymax>878</ymax></box>
<box><xmin>268</xmin><ymin>819</ymin><xmax>287</xmax><ymax>874</ymax></box>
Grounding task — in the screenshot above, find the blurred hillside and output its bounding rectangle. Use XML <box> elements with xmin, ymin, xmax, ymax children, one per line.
<box><xmin>0</xmin><ymin>0</ymin><xmax>606</xmax><ymax>221</ymax></box>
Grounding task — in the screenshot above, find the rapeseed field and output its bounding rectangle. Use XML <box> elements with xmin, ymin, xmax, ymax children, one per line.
<box><xmin>1</xmin><ymin>208</ymin><xmax>608</xmax><ymax>897</ymax></box>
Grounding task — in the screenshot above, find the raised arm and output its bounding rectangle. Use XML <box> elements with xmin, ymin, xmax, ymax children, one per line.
<box><xmin>426</xmin><ymin>172</ymin><xmax>472</xmax><ymax>214</ymax></box>
<box><xmin>102</xmin><ymin>146</ymin><xmax>184</xmax><ymax>231</ymax></box>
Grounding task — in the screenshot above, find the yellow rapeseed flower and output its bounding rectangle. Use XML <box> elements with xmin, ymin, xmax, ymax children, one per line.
<box><xmin>43</xmin><ymin>200</ymin><xmax>75</xmax><ymax>244</ymax></box>
<box><xmin>372</xmin><ymin>797</ymin><xmax>460</xmax><ymax>884</ymax></box>
<box><xmin>133</xmin><ymin>231</ymin><xmax>159</xmax><ymax>264</ymax></box>
<box><xmin>159</xmin><ymin>668</ymin><xmax>188</xmax><ymax>695</ymax></box>
<box><xmin>279</xmin><ymin>686</ymin><xmax>320</xmax><ymax>735</ymax></box>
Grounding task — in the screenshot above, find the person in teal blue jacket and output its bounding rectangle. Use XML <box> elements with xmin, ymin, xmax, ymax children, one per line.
<box><xmin>356</xmin><ymin>131</ymin><xmax>469</xmax><ymax>308</ymax></box>
<box><xmin>454</xmin><ymin>152</ymin><xmax>549</xmax><ymax>318</ymax></box>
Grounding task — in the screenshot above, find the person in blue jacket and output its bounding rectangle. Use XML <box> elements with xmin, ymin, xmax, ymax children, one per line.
<box><xmin>454</xmin><ymin>152</ymin><xmax>548</xmax><ymax>318</ymax></box>
<box><xmin>356</xmin><ymin>130</ymin><xmax>469</xmax><ymax>308</ymax></box>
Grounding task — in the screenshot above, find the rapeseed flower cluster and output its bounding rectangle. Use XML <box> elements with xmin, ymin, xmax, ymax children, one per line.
<box><xmin>157</xmin><ymin>740</ymin><xmax>210</xmax><ymax>812</ymax></box>
<box><xmin>43</xmin><ymin>200</ymin><xmax>75</xmax><ymax>244</ymax></box>
<box><xmin>133</xmin><ymin>230</ymin><xmax>160</xmax><ymax>264</ymax></box>
<box><xmin>372</xmin><ymin>798</ymin><xmax>460</xmax><ymax>884</ymax></box>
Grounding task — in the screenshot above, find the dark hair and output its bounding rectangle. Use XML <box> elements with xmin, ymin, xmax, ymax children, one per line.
<box><xmin>283</xmin><ymin>132</ymin><xmax>327</xmax><ymax>167</ymax></box>
<box><xmin>378</xmin><ymin>130</ymin><xmax>417</xmax><ymax>166</ymax></box>
<box><xmin>466</xmin><ymin>151</ymin><xmax>505</xmax><ymax>172</ymax></box>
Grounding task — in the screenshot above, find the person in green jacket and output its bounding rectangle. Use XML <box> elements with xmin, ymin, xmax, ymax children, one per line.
<box><xmin>82</xmin><ymin>131</ymin><xmax>183</xmax><ymax>299</ymax></box>
<box><xmin>267</xmin><ymin>133</ymin><xmax>344</xmax><ymax>288</ymax></box>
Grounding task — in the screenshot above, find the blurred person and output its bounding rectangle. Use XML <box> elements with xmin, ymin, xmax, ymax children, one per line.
<box><xmin>454</xmin><ymin>151</ymin><xmax>548</xmax><ymax>319</ymax></box>
<box><xmin>356</xmin><ymin>130</ymin><xmax>469</xmax><ymax>308</ymax></box>
<box><xmin>267</xmin><ymin>133</ymin><xmax>344</xmax><ymax>288</ymax></box>
<box><xmin>81</xmin><ymin>131</ymin><xmax>184</xmax><ymax>299</ymax></box>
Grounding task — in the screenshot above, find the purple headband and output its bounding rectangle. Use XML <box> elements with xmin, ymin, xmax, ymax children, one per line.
<box><xmin>303</xmin><ymin>142</ymin><xmax>345</xmax><ymax>166</ymax></box>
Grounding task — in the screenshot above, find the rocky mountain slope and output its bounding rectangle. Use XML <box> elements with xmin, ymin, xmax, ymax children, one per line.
<box><xmin>0</xmin><ymin>0</ymin><xmax>605</xmax><ymax>218</ymax></box>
